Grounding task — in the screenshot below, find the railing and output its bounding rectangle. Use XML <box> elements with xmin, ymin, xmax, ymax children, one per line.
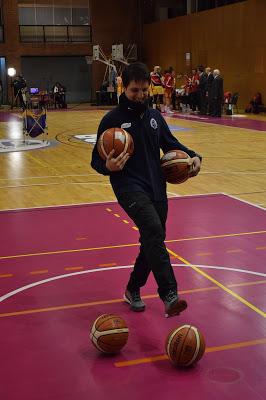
<box><xmin>19</xmin><ymin>25</ymin><xmax>91</xmax><ymax>43</ymax></box>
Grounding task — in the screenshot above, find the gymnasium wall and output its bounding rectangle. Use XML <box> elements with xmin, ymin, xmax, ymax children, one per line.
<box><xmin>89</xmin><ymin>0</ymin><xmax>141</xmax><ymax>95</ymax></box>
<box><xmin>142</xmin><ymin>0</ymin><xmax>266</xmax><ymax>108</ymax></box>
<box><xmin>21</xmin><ymin>56</ymin><xmax>92</xmax><ymax>103</ymax></box>
<box><xmin>0</xmin><ymin>0</ymin><xmax>141</xmax><ymax>103</ymax></box>
<box><xmin>0</xmin><ymin>0</ymin><xmax>91</xmax><ymax>74</ymax></box>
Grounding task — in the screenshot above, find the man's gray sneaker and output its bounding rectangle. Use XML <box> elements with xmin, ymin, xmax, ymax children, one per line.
<box><xmin>163</xmin><ymin>289</ymin><xmax>187</xmax><ymax>317</ymax></box>
<box><xmin>124</xmin><ymin>289</ymin><xmax>146</xmax><ymax>312</ymax></box>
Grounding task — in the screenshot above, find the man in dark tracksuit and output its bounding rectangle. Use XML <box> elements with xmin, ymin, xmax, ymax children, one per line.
<box><xmin>210</xmin><ymin>69</ymin><xmax>224</xmax><ymax>117</ymax></box>
<box><xmin>91</xmin><ymin>62</ymin><xmax>202</xmax><ymax>317</ymax></box>
<box><xmin>197</xmin><ymin>66</ymin><xmax>208</xmax><ymax>115</ymax></box>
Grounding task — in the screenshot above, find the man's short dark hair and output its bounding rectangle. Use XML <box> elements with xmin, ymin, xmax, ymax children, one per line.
<box><xmin>122</xmin><ymin>62</ymin><xmax>151</xmax><ymax>88</ymax></box>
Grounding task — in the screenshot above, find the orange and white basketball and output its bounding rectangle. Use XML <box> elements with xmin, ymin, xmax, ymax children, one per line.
<box><xmin>90</xmin><ymin>314</ymin><xmax>129</xmax><ymax>354</ymax></box>
<box><xmin>97</xmin><ymin>127</ymin><xmax>134</xmax><ymax>160</ymax></box>
<box><xmin>165</xmin><ymin>324</ymin><xmax>205</xmax><ymax>367</ymax></box>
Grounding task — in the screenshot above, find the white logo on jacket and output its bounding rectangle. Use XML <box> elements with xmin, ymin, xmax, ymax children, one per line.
<box><xmin>150</xmin><ymin>118</ymin><xmax>158</xmax><ymax>129</ymax></box>
<box><xmin>121</xmin><ymin>122</ymin><xmax>132</xmax><ymax>129</ymax></box>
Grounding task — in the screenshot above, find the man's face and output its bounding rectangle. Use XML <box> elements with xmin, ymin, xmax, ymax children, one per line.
<box><xmin>124</xmin><ymin>80</ymin><xmax>150</xmax><ymax>103</ymax></box>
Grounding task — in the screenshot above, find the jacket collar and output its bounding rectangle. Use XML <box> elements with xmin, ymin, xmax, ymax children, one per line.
<box><xmin>118</xmin><ymin>92</ymin><xmax>149</xmax><ymax>115</ymax></box>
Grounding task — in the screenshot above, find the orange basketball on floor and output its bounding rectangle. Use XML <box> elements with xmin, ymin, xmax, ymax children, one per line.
<box><xmin>97</xmin><ymin>127</ymin><xmax>134</xmax><ymax>160</ymax></box>
<box><xmin>161</xmin><ymin>150</ymin><xmax>192</xmax><ymax>184</ymax></box>
<box><xmin>165</xmin><ymin>325</ymin><xmax>205</xmax><ymax>367</ymax></box>
<box><xmin>90</xmin><ymin>314</ymin><xmax>129</xmax><ymax>354</ymax></box>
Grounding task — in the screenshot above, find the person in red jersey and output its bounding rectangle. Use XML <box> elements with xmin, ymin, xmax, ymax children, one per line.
<box><xmin>189</xmin><ymin>68</ymin><xmax>200</xmax><ymax>112</ymax></box>
<box><xmin>150</xmin><ymin>66</ymin><xmax>164</xmax><ymax>112</ymax></box>
<box><xmin>164</xmin><ymin>67</ymin><xmax>176</xmax><ymax>114</ymax></box>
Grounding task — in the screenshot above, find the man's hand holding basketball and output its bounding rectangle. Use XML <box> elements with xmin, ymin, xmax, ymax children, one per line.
<box><xmin>189</xmin><ymin>156</ymin><xmax>201</xmax><ymax>177</ymax></box>
<box><xmin>106</xmin><ymin>149</ymin><xmax>130</xmax><ymax>172</ymax></box>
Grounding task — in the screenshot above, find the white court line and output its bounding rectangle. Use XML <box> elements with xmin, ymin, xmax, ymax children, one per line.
<box><xmin>0</xmin><ymin>199</ymin><xmax>118</xmax><ymax>212</ymax></box>
<box><xmin>0</xmin><ymin>193</ymin><xmax>221</xmax><ymax>212</ymax></box>
<box><xmin>201</xmin><ymin>172</ymin><xmax>266</xmax><ymax>175</ymax></box>
<box><xmin>167</xmin><ymin>191</ymin><xmax>181</xmax><ymax>197</ymax></box>
<box><xmin>0</xmin><ymin>263</ymin><xmax>265</xmax><ymax>304</ymax></box>
<box><xmin>1</xmin><ymin>192</ymin><xmax>264</xmax><ymax>212</ymax></box>
<box><xmin>173</xmin><ymin>264</ymin><xmax>266</xmax><ymax>277</ymax></box>
<box><xmin>0</xmin><ymin>173</ymin><xmax>101</xmax><ymax>181</ymax></box>
<box><xmin>223</xmin><ymin>193</ymin><xmax>266</xmax><ymax>211</ymax></box>
<box><xmin>0</xmin><ymin>182</ymin><xmax>111</xmax><ymax>189</ymax></box>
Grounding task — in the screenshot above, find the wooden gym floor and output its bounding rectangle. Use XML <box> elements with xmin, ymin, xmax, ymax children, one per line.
<box><xmin>0</xmin><ymin>107</ymin><xmax>265</xmax><ymax>209</ymax></box>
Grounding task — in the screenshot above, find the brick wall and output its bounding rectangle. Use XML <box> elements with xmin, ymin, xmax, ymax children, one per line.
<box><xmin>0</xmin><ymin>0</ymin><xmax>141</xmax><ymax>102</ymax></box>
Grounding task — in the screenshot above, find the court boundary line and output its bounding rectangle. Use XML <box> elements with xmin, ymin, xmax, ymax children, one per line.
<box><xmin>0</xmin><ymin>192</ymin><xmax>264</xmax><ymax>213</ymax></box>
<box><xmin>0</xmin><ymin>192</ymin><xmax>222</xmax><ymax>212</ymax></box>
<box><xmin>223</xmin><ymin>193</ymin><xmax>266</xmax><ymax>211</ymax></box>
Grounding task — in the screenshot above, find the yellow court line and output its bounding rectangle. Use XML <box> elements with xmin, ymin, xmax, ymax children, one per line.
<box><xmin>0</xmin><ymin>243</ymin><xmax>137</xmax><ymax>260</ymax></box>
<box><xmin>30</xmin><ymin>269</ymin><xmax>49</xmax><ymax>275</ymax></box>
<box><xmin>167</xmin><ymin>247</ymin><xmax>266</xmax><ymax>319</ymax></box>
<box><xmin>114</xmin><ymin>338</ymin><xmax>266</xmax><ymax>367</ymax></box>
<box><xmin>166</xmin><ymin>230</ymin><xmax>266</xmax><ymax>244</ymax></box>
<box><xmin>0</xmin><ymin>274</ymin><xmax>13</xmax><ymax>278</ymax></box>
<box><xmin>0</xmin><ymin>229</ymin><xmax>265</xmax><ymax>261</ymax></box>
<box><xmin>196</xmin><ymin>252</ymin><xmax>212</xmax><ymax>256</ymax></box>
<box><xmin>226</xmin><ymin>249</ymin><xmax>243</xmax><ymax>253</ymax></box>
<box><xmin>256</xmin><ymin>246</ymin><xmax>266</xmax><ymax>250</ymax></box>
<box><xmin>106</xmin><ymin>208</ymin><xmax>112</xmax><ymax>212</ymax></box>
<box><xmin>122</xmin><ymin>220</ymin><xmax>130</xmax><ymax>224</ymax></box>
<box><xmin>98</xmin><ymin>263</ymin><xmax>117</xmax><ymax>267</ymax></box>
<box><xmin>132</xmin><ymin>227</ymin><xmax>139</xmax><ymax>231</ymax></box>
<box><xmin>0</xmin><ymin>280</ymin><xmax>265</xmax><ymax>318</ymax></box>
<box><xmin>114</xmin><ymin>214</ymin><xmax>120</xmax><ymax>218</ymax></box>
<box><xmin>64</xmin><ymin>266</ymin><xmax>84</xmax><ymax>271</ymax></box>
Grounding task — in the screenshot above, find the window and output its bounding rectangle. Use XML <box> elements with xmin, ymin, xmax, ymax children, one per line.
<box><xmin>18</xmin><ymin>3</ymin><xmax>90</xmax><ymax>26</ymax></box>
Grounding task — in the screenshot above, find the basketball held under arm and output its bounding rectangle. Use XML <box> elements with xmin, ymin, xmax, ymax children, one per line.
<box><xmin>159</xmin><ymin>116</ymin><xmax>202</xmax><ymax>163</ymax></box>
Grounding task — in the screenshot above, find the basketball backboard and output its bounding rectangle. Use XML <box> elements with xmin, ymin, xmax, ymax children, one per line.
<box><xmin>93</xmin><ymin>45</ymin><xmax>100</xmax><ymax>61</ymax></box>
<box><xmin>112</xmin><ymin>44</ymin><xmax>124</xmax><ymax>61</ymax></box>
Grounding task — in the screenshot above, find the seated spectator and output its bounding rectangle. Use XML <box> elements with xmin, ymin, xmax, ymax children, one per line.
<box><xmin>245</xmin><ymin>92</ymin><xmax>263</xmax><ymax>114</ymax></box>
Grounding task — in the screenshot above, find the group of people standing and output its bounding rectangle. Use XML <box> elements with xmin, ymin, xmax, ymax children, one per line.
<box><xmin>148</xmin><ymin>65</ymin><xmax>224</xmax><ymax>117</ymax></box>
<box><xmin>181</xmin><ymin>66</ymin><xmax>224</xmax><ymax>117</ymax></box>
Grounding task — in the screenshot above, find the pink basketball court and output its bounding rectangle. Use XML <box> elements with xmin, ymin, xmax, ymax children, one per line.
<box><xmin>0</xmin><ymin>194</ymin><xmax>265</xmax><ymax>400</ymax></box>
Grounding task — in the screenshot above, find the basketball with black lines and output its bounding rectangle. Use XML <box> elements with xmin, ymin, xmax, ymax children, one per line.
<box><xmin>165</xmin><ymin>325</ymin><xmax>205</xmax><ymax>367</ymax></box>
<box><xmin>90</xmin><ymin>314</ymin><xmax>129</xmax><ymax>353</ymax></box>
<box><xmin>97</xmin><ymin>127</ymin><xmax>134</xmax><ymax>160</ymax></box>
<box><xmin>161</xmin><ymin>149</ymin><xmax>192</xmax><ymax>184</ymax></box>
